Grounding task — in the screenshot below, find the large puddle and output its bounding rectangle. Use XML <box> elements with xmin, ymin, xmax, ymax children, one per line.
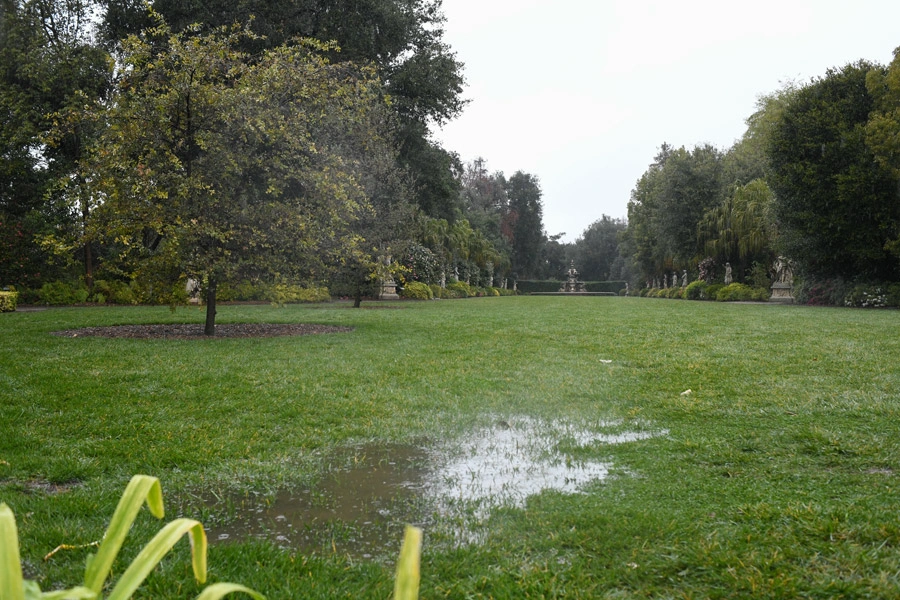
<box><xmin>204</xmin><ymin>416</ymin><xmax>665</xmax><ymax>557</ymax></box>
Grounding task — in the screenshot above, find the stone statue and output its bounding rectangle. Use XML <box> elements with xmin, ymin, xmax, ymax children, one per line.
<box><xmin>681</xmin><ymin>270</ymin><xmax>688</xmax><ymax>288</ymax></box>
<box><xmin>724</xmin><ymin>262</ymin><xmax>733</xmax><ymax>284</ymax></box>
<box><xmin>770</xmin><ymin>256</ymin><xmax>794</xmax><ymax>303</ymax></box>
<box><xmin>774</xmin><ymin>256</ymin><xmax>793</xmax><ymax>284</ymax></box>
<box><xmin>672</xmin><ymin>273</ymin><xmax>678</xmax><ymax>288</ymax></box>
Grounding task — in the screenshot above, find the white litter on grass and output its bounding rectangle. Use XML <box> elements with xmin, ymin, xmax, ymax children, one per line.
<box><xmin>599</xmin><ymin>359</ymin><xmax>613</xmax><ymax>364</ymax></box>
<box><xmin>680</xmin><ymin>389</ymin><xmax>693</xmax><ymax>396</ymax></box>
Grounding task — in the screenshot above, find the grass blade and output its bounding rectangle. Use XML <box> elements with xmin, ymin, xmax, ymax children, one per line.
<box><xmin>1</xmin><ymin>504</ymin><xmax>25</xmax><ymax>600</ymax></box>
<box><xmin>84</xmin><ymin>475</ymin><xmax>164</xmax><ymax>594</ymax></box>
<box><xmin>393</xmin><ymin>525</ymin><xmax>422</xmax><ymax>600</ymax></box>
<box><xmin>106</xmin><ymin>518</ymin><xmax>206</xmax><ymax>600</ymax></box>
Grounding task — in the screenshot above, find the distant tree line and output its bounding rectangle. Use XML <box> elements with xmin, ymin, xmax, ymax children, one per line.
<box><xmin>606</xmin><ymin>53</ymin><xmax>900</xmax><ymax>304</ymax></box>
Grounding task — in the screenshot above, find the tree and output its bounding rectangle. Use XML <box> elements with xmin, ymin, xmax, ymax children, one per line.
<box><xmin>768</xmin><ymin>61</ymin><xmax>900</xmax><ymax>281</ymax></box>
<box><xmin>81</xmin><ymin>22</ymin><xmax>390</xmax><ymax>334</ymax></box>
<box><xmin>458</xmin><ymin>158</ymin><xmax>510</xmax><ymax>277</ymax></box>
<box><xmin>655</xmin><ymin>144</ymin><xmax>724</xmax><ymax>265</ymax></box>
<box><xmin>99</xmin><ymin>0</ymin><xmax>468</xmax><ymax>221</ymax></box>
<box><xmin>574</xmin><ymin>215</ymin><xmax>627</xmax><ymax>281</ymax></box>
<box><xmin>0</xmin><ymin>0</ymin><xmax>111</xmax><ymax>287</ymax></box>
<box><xmin>626</xmin><ymin>147</ymin><xmax>668</xmax><ymax>283</ymax></box>
<box><xmin>504</xmin><ymin>171</ymin><xmax>544</xmax><ymax>279</ymax></box>
<box><xmin>697</xmin><ymin>179</ymin><xmax>775</xmax><ymax>280</ymax></box>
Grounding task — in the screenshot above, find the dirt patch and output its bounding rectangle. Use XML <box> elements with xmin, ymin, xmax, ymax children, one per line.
<box><xmin>51</xmin><ymin>323</ymin><xmax>353</xmax><ymax>339</ymax></box>
<box><xmin>5</xmin><ymin>479</ymin><xmax>84</xmax><ymax>495</ymax></box>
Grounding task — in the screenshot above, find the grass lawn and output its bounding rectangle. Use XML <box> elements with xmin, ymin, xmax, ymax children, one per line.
<box><xmin>2</xmin><ymin>296</ymin><xmax>900</xmax><ymax>598</ymax></box>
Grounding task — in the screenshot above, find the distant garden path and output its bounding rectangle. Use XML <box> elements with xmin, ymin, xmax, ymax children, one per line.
<box><xmin>51</xmin><ymin>323</ymin><xmax>353</xmax><ymax>339</ymax></box>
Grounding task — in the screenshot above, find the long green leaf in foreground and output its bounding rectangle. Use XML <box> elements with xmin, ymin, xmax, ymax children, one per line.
<box><xmin>84</xmin><ymin>475</ymin><xmax>164</xmax><ymax>594</ymax></box>
<box><xmin>393</xmin><ymin>525</ymin><xmax>422</xmax><ymax>600</ymax></box>
<box><xmin>105</xmin><ymin>518</ymin><xmax>206</xmax><ymax>600</ymax></box>
<box><xmin>1</xmin><ymin>503</ymin><xmax>26</xmax><ymax>600</ymax></box>
<box><xmin>195</xmin><ymin>583</ymin><xmax>266</xmax><ymax>600</ymax></box>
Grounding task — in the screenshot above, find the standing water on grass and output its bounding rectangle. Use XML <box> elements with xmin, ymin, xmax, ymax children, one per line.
<box><xmin>206</xmin><ymin>416</ymin><xmax>666</xmax><ymax>556</ymax></box>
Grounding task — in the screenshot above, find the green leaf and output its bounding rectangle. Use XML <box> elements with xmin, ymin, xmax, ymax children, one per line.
<box><xmin>0</xmin><ymin>503</ymin><xmax>25</xmax><ymax>600</ymax></box>
<box><xmin>84</xmin><ymin>475</ymin><xmax>164</xmax><ymax>594</ymax></box>
<box><xmin>106</xmin><ymin>518</ymin><xmax>207</xmax><ymax>600</ymax></box>
<box><xmin>38</xmin><ymin>587</ymin><xmax>97</xmax><ymax>600</ymax></box>
<box><xmin>195</xmin><ymin>583</ymin><xmax>265</xmax><ymax>600</ymax></box>
<box><xmin>393</xmin><ymin>525</ymin><xmax>422</xmax><ymax>600</ymax></box>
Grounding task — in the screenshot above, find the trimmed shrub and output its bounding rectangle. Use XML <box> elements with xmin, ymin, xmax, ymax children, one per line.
<box><xmin>446</xmin><ymin>281</ymin><xmax>474</xmax><ymax>298</ymax></box>
<box><xmin>515</xmin><ymin>280</ymin><xmax>561</xmax><ymax>293</ymax></box>
<box><xmin>685</xmin><ymin>280</ymin><xmax>707</xmax><ymax>300</ymax></box>
<box><xmin>704</xmin><ymin>284</ymin><xmax>724</xmax><ymax>300</ymax></box>
<box><xmin>38</xmin><ymin>281</ymin><xmax>89</xmax><ymax>305</ymax></box>
<box><xmin>267</xmin><ymin>284</ymin><xmax>330</xmax><ymax>306</ymax></box>
<box><xmin>91</xmin><ymin>279</ymin><xmax>138</xmax><ymax>305</ymax></box>
<box><xmin>0</xmin><ymin>291</ymin><xmax>17</xmax><ymax>312</ymax></box>
<box><xmin>584</xmin><ymin>281</ymin><xmax>627</xmax><ymax>294</ymax></box>
<box><xmin>715</xmin><ymin>283</ymin><xmax>768</xmax><ymax>302</ymax></box>
<box><xmin>399</xmin><ymin>281</ymin><xmax>433</xmax><ymax>300</ymax></box>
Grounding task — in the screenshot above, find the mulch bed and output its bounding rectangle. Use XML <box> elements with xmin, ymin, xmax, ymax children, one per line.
<box><xmin>51</xmin><ymin>323</ymin><xmax>353</xmax><ymax>339</ymax></box>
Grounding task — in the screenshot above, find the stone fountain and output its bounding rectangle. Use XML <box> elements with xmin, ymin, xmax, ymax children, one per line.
<box><xmin>559</xmin><ymin>261</ymin><xmax>587</xmax><ymax>293</ymax></box>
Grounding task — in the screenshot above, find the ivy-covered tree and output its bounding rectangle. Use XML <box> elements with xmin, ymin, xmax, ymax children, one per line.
<box><xmin>80</xmin><ymin>22</ymin><xmax>392</xmax><ymax>333</ymax></box>
<box><xmin>574</xmin><ymin>215</ymin><xmax>627</xmax><ymax>281</ymax></box>
<box><xmin>768</xmin><ymin>61</ymin><xmax>900</xmax><ymax>281</ymax></box>
<box><xmin>504</xmin><ymin>171</ymin><xmax>544</xmax><ymax>279</ymax></box>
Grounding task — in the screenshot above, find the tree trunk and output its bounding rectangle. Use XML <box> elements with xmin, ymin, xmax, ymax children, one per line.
<box><xmin>353</xmin><ymin>279</ymin><xmax>363</xmax><ymax>308</ymax></box>
<box><xmin>204</xmin><ymin>279</ymin><xmax>217</xmax><ymax>336</ymax></box>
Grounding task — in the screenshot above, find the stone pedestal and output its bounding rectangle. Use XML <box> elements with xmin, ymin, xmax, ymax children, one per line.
<box><xmin>380</xmin><ymin>277</ymin><xmax>399</xmax><ymax>300</ymax></box>
<box><xmin>769</xmin><ymin>281</ymin><xmax>793</xmax><ymax>303</ymax></box>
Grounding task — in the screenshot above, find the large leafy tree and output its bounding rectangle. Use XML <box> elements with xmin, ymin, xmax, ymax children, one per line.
<box><xmin>655</xmin><ymin>144</ymin><xmax>724</xmax><ymax>266</ymax></box>
<box><xmin>98</xmin><ymin>0</ymin><xmax>467</xmax><ymax>220</ymax></box>
<box><xmin>626</xmin><ymin>146</ymin><xmax>669</xmax><ymax>282</ymax></box>
<box><xmin>81</xmin><ymin>22</ymin><xmax>391</xmax><ymax>333</ymax></box>
<box><xmin>624</xmin><ymin>143</ymin><xmax>724</xmax><ymax>282</ymax></box>
<box><xmin>0</xmin><ymin>0</ymin><xmax>111</xmax><ymax>287</ymax></box>
<box><xmin>768</xmin><ymin>61</ymin><xmax>900</xmax><ymax>281</ymax></box>
<box><xmin>866</xmin><ymin>47</ymin><xmax>900</xmax><ymax>262</ymax></box>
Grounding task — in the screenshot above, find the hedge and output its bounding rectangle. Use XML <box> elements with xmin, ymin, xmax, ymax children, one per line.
<box><xmin>516</xmin><ymin>280</ymin><xmax>627</xmax><ymax>294</ymax></box>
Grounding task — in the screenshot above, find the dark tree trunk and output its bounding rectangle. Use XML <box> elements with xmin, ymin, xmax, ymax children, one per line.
<box><xmin>82</xmin><ymin>197</ymin><xmax>93</xmax><ymax>293</ymax></box>
<box><xmin>353</xmin><ymin>280</ymin><xmax>363</xmax><ymax>308</ymax></box>
<box><xmin>204</xmin><ymin>279</ymin><xmax>217</xmax><ymax>336</ymax></box>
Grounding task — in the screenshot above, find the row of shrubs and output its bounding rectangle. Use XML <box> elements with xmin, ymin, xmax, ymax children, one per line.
<box><xmin>638</xmin><ymin>282</ymin><xmax>770</xmax><ymax>302</ymax></box>
<box><xmin>6</xmin><ymin>279</ymin><xmax>331</xmax><ymax>306</ymax></box>
<box><xmin>398</xmin><ymin>281</ymin><xmax>516</xmax><ymax>300</ymax></box>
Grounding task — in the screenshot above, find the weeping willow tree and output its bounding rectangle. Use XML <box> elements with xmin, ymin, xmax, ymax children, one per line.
<box><xmin>697</xmin><ymin>179</ymin><xmax>775</xmax><ymax>282</ymax></box>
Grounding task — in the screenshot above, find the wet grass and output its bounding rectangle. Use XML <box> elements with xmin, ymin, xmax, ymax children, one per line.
<box><xmin>3</xmin><ymin>297</ymin><xmax>900</xmax><ymax>597</ymax></box>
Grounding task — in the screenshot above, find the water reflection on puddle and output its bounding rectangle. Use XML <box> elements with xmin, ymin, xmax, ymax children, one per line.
<box><xmin>205</xmin><ymin>416</ymin><xmax>665</xmax><ymax>556</ymax></box>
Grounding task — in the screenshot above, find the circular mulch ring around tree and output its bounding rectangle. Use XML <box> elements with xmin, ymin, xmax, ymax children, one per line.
<box><xmin>51</xmin><ymin>323</ymin><xmax>353</xmax><ymax>339</ymax></box>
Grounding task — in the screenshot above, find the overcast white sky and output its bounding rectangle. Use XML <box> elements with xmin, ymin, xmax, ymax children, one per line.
<box><xmin>433</xmin><ymin>0</ymin><xmax>900</xmax><ymax>242</ymax></box>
